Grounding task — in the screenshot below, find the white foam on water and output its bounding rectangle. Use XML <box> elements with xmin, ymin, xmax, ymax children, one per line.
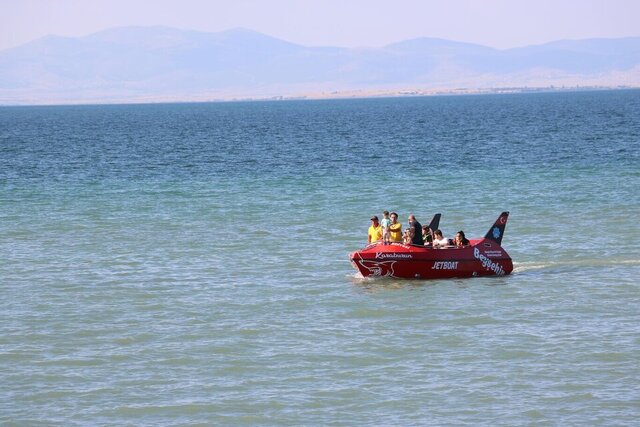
<box><xmin>513</xmin><ymin>258</ymin><xmax>640</xmax><ymax>275</ymax></box>
<box><xmin>512</xmin><ymin>261</ymin><xmax>553</xmax><ymax>273</ymax></box>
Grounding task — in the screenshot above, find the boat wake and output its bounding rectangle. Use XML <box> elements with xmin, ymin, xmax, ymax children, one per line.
<box><xmin>513</xmin><ymin>258</ymin><xmax>640</xmax><ymax>274</ymax></box>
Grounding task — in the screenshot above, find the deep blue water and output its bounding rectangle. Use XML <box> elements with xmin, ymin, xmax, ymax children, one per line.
<box><xmin>1</xmin><ymin>90</ymin><xmax>639</xmax><ymax>426</ymax></box>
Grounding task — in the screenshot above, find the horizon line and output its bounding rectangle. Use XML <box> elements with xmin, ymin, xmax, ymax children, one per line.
<box><xmin>2</xmin><ymin>85</ymin><xmax>638</xmax><ymax>108</ymax></box>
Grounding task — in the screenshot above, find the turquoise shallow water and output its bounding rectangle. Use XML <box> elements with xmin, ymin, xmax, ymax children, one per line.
<box><xmin>1</xmin><ymin>90</ymin><xmax>640</xmax><ymax>425</ymax></box>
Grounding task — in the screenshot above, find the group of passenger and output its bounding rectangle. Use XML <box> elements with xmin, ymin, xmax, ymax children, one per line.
<box><xmin>368</xmin><ymin>211</ymin><xmax>470</xmax><ymax>248</ymax></box>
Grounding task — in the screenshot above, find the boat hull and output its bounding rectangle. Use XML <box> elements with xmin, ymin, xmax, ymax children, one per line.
<box><xmin>350</xmin><ymin>240</ymin><xmax>513</xmax><ymax>279</ymax></box>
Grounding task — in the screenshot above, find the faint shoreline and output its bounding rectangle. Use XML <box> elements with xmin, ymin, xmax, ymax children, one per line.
<box><xmin>1</xmin><ymin>84</ymin><xmax>638</xmax><ymax>107</ymax></box>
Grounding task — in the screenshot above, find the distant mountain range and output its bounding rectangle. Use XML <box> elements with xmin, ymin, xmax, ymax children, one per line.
<box><xmin>1</xmin><ymin>26</ymin><xmax>639</xmax><ymax>104</ymax></box>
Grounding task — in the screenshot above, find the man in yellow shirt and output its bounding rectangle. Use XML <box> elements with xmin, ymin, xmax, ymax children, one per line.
<box><xmin>388</xmin><ymin>212</ymin><xmax>403</xmax><ymax>242</ymax></box>
<box><xmin>368</xmin><ymin>216</ymin><xmax>383</xmax><ymax>244</ymax></box>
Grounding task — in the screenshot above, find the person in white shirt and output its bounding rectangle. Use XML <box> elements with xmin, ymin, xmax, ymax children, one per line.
<box><xmin>432</xmin><ymin>229</ymin><xmax>450</xmax><ymax>248</ymax></box>
<box><xmin>380</xmin><ymin>210</ymin><xmax>392</xmax><ymax>244</ymax></box>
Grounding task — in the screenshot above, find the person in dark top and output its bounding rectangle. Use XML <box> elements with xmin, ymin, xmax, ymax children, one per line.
<box><xmin>454</xmin><ymin>230</ymin><xmax>470</xmax><ymax>247</ymax></box>
<box><xmin>408</xmin><ymin>214</ymin><xmax>424</xmax><ymax>245</ymax></box>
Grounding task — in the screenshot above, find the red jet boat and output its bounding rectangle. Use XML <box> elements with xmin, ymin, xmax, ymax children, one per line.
<box><xmin>350</xmin><ymin>212</ymin><xmax>513</xmax><ymax>279</ymax></box>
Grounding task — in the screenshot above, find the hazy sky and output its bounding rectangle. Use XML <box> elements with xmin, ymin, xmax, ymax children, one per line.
<box><xmin>1</xmin><ymin>0</ymin><xmax>639</xmax><ymax>51</ymax></box>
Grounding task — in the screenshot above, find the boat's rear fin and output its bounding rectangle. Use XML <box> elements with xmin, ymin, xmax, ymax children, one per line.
<box><xmin>484</xmin><ymin>212</ymin><xmax>509</xmax><ymax>245</ymax></box>
<box><xmin>427</xmin><ymin>213</ymin><xmax>441</xmax><ymax>231</ymax></box>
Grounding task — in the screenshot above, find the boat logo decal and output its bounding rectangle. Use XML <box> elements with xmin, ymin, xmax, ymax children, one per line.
<box><xmin>492</xmin><ymin>227</ymin><xmax>501</xmax><ymax>239</ymax></box>
<box><xmin>432</xmin><ymin>261</ymin><xmax>458</xmax><ymax>270</ymax></box>
<box><xmin>473</xmin><ymin>247</ymin><xmax>506</xmax><ymax>276</ymax></box>
<box><xmin>375</xmin><ymin>252</ymin><xmax>413</xmax><ymax>259</ymax></box>
<box><xmin>358</xmin><ymin>260</ymin><xmax>396</xmax><ymax>277</ymax></box>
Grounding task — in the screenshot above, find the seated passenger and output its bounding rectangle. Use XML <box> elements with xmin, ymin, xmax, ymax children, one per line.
<box><xmin>454</xmin><ymin>230</ymin><xmax>470</xmax><ymax>247</ymax></box>
<box><xmin>402</xmin><ymin>228</ymin><xmax>412</xmax><ymax>245</ymax></box>
<box><xmin>422</xmin><ymin>225</ymin><xmax>433</xmax><ymax>246</ymax></box>
<box><xmin>432</xmin><ymin>229</ymin><xmax>449</xmax><ymax>248</ymax></box>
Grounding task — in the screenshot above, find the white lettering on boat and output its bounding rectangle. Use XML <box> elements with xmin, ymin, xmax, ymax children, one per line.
<box><xmin>375</xmin><ymin>252</ymin><xmax>413</xmax><ymax>259</ymax></box>
<box><xmin>473</xmin><ymin>247</ymin><xmax>506</xmax><ymax>276</ymax></box>
<box><xmin>431</xmin><ymin>261</ymin><xmax>458</xmax><ymax>270</ymax></box>
<box><xmin>484</xmin><ymin>250</ymin><xmax>504</xmax><ymax>258</ymax></box>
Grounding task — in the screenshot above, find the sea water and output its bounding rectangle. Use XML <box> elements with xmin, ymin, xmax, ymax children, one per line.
<box><xmin>1</xmin><ymin>90</ymin><xmax>639</xmax><ymax>426</ymax></box>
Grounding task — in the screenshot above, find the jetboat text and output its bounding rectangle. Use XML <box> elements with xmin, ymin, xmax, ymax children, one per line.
<box><xmin>431</xmin><ymin>261</ymin><xmax>458</xmax><ymax>270</ymax></box>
